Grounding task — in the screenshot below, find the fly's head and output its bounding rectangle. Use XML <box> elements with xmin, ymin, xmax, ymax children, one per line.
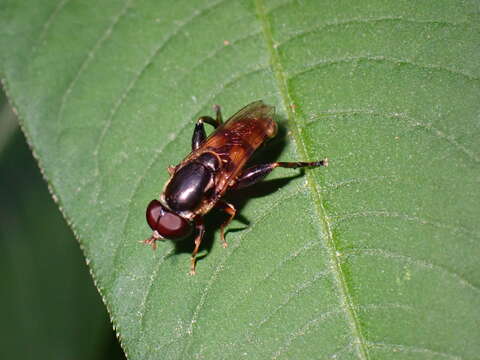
<box><xmin>145</xmin><ymin>199</ymin><xmax>192</xmax><ymax>244</ymax></box>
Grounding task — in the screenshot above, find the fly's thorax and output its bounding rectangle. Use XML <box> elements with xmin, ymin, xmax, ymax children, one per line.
<box><xmin>159</xmin><ymin>195</ymin><xmax>195</xmax><ymax>220</ymax></box>
<box><xmin>162</xmin><ymin>156</ymin><xmax>217</xmax><ymax>216</ymax></box>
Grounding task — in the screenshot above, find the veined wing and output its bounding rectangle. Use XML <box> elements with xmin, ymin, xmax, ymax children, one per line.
<box><xmin>186</xmin><ymin>101</ymin><xmax>278</xmax><ymax>207</ymax></box>
<box><xmin>221</xmin><ymin>100</ymin><xmax>275</xmax><ymax>130</ymax></box>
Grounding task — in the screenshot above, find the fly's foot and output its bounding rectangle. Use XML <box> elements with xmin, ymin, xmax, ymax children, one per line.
<box><xmin>189</xmin><ymin>257</ymin><xmax>197</xmax><ymax>276</ymax></box>
<box><xmin>142</xmin><ymin>231</ymin><xmax>161</xmax><ymax>250</ymax></box>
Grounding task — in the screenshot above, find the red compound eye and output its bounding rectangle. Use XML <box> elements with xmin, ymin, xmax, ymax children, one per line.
<box><xmin>157</xmin><ymin>212</ymin><xmax>191</xmax><ymax>239</ymax></box>
<box><xmin>146</xmin><ymin>200</ymin><xmax>164</xmax><ymax>231</ymax></box>
<box><xmin>145</xmin><ymin>199</ymin><xmax>191</xmax><ymax>239</ymax></box>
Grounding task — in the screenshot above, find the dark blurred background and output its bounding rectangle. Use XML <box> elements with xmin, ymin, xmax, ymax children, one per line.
<box><xmin>0</xmin><ymin>90</ymin><xmax>126</xmax><ymax>359</ymax></box>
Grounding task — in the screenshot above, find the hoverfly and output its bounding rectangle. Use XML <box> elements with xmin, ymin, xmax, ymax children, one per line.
<box><xmin>144</xmin><ymin>101</ymin><xmax>328</xmax><ymax>274</ymax></box>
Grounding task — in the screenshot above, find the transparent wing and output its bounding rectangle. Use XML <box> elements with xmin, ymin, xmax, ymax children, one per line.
<box><xmin>182</xmin><ymin>101</ymin><xmax>278</xmax><ymax>214</ymax></box>
<box><xmin>222</xmin><ymin>100</ymin><xmax>275</xmax><ymax>129</ymax></box>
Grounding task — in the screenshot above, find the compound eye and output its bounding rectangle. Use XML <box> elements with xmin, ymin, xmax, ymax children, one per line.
<box><xmin>146</xmin><ymin>199</ymin><xmax>164</xmax><ymax>231</ymax></box>
<box><xmin>157</xmin><ymin>212</ymin><xmax>192</xmax><ymax>239</ymax></box>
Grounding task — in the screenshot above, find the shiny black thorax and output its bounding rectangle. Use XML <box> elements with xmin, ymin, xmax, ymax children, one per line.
<box><xmin>164</xmin><ymin>152</ymin><xmax>220</xmax><ymax>212</ymax></box>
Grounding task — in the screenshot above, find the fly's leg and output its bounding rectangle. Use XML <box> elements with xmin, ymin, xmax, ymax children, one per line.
<box><xmin>167</xmin><ymin>165</ymin><xmax>177</xmax><ymax>175</ymax></box>
<box><xmin>190</xmin><ymin>217</ymin><xmax>205</xmax><ymax>275</ymax></box>
<box><xmin>233</xmin><ymin>159</ymin><xmax>328</xmax><ymax>189</ymax></box>
<box><xmin>191</xmin><ymin>104</ymin><xmax>223</xmax><ymax>150</ymax></box>
<box><xmin>215</xmin><ymin>200</ymin><xmax>236</xmax><ymax>248</ymax></box>
<box><xmin>191</xmin><ymin>117</ymin><xmax>214</xmax><ymax>151</ymax></box>
<box><xmin>213</xmin><ymin>104</ymin><xmax>223</xmax><ymax>124</ymax></box>
<box><xmin>141</xmin><ymin>230</ymin><xmax>161</xmax><ymax>250</ymax></box>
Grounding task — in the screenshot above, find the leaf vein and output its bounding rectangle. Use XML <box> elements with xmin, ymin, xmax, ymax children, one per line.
<box><xmin>254</xmin><ymin>269</ymin><xmax>331</xmax><ymax>329</ymax></box>
<box><xmin>272</xmin><ymin>303</ymin><xmax>413</xmax><ymax>359</ymax></box>
<box><xmin>255</xmin><ymin>0</ymin><xmax>370</xmax><ymax>359</ymax></box>
<box><xmin>290</xmin><ymin>55</ymin><xmax>479</xmax><ymax>82</ymax></box>
<box><xmin>323</xmin><ymin>175</ymin><xmax>400</xmax><ymax>191</ymax></box>
<box><xmin>139</xmin><ymin>247</ymin><xmax>175</xmax><ymax>330</ymax></box>
<box><xmin>306</xmin><ymin>109</ymin><xmax>480</xmax><ymax>164</ymax></box>
<box><xmin>175</xmin><ymin>30</ymin><xmax>262</xmax><ymax>84</ymax></box>
<box><xmin>366</xmin><ymin>341</ymin><xmax>464</xmax><ymax>360</ymax></box>
<box><xmin>346</xmin><ymin>247</ymin><xmax>480</xmax><ymax>294</ymax></box>
<box><xmin>32</xmin><ymin>0</ymin><xmax>70</xmax><ymax>55</ymax></box>
<box><xmin>271</xmin><ymin>308</ymin><xmax>346</xmax><ymax>359</ymax></box>
<box><xmin>225</xmin><ymin>238</ymin><xmax>321</xmax><ymax>316</ymax></box>
<box><xmin>56</xmin><ymin>0</ymin><xmax>133</xmax><ymax>130</ymax></box>
<box><xmin>331</xmin><ymin>210</ymin><xmax>479</xmax><ymax>240</ymax></box>
<box><xmin>276</xmin><ymin>16</ymin><xmax>464</xmax><ymax>49</ymax></box>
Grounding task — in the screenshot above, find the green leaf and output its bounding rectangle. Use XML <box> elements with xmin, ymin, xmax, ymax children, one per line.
<box><xmin>2</xmin><ymin>1</ymin><xmax>479</xmax><ymax>359</ymax></box>
<box><xmin>0</xmin><ymin>91</ymin><xmax>18</xmax><ymax>153</ymax></box>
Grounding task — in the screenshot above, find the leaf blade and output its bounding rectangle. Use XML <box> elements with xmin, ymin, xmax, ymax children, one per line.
<box><xmin>1</xmin><ymin>1</ymin><xmax>479</xmax><ymax>359</ymax></box>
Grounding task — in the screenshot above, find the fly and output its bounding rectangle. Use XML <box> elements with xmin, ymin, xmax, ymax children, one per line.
<box><xmin>144</xmin><ymin>101</ymin><xmax>328</xmax><ymax>274</ymax></box>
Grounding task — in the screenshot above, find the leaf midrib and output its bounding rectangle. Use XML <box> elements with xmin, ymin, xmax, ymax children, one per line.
<box><xmin>254</xmin><ymin>1</ymin><xmax>369</xmax><ymax>359</ymax></box>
